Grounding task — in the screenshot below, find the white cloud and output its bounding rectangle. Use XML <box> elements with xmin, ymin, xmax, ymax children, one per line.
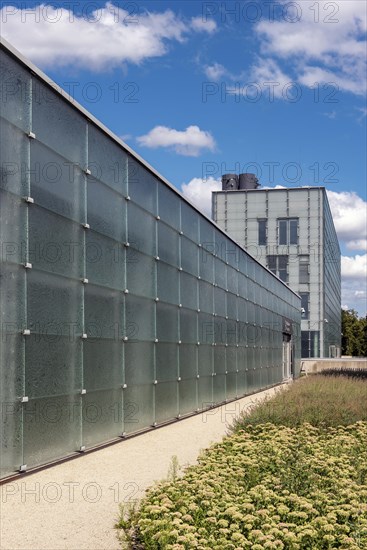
<box><xmin>181</xmin><ymin>177</ymin><xmax>221</xmax><ymax>216</ymax></box>
<box><xmin>262</xmin><ymin>185</ymin><xmax>286</xmax><ymax>190</ymax></box>
<box><xmin>346</xmin><ymin>240</ymin><xmax>367</xmax><ymax>252</ymax></box>
<box><xmin>298</xmin><ymin>64</ymin><xmax>366</xmax><ymax>96</ymax></box>
<box><xmin>204</xmin><ymin>63</ymin><xmax>228</xmax><ymax>81</ymax></box>
<box><xmin>342</xmin><ymin>254</ymin><xmax>367</xmax><ymax>279</ymax></box>
<box><xmin>327</xmin><ymin>190</ymin><xmax>367</xmax><ymax>251</ymax></box>
<box><xmin>323</xmin><ymin>111</ymin><xmax>337</xmax><ymax>120</ymax></box>
<box><xmin>1</xmin><ymin>3</ymin><xmax>188</xmax><ymax>70</ymax></box>
<box><xmin>356</xmin><ymin>107</ymin><xmax>367</xmax><ymax>124</ymax></box>
<box><xmin>137</xmin><ymin>125</ymin><xmax>216</xmax><ymax>157</ymax></box>
<box><xmin>341</xmin><ymin>276</ymin><xmax>367</xmax><ymax>316</ymax></box>
<box><xmin>254</xmin><ymin>0</ymin><xmax>367</xmax><ymax>96</ymax></box>
<box><xmin>249</xmin><ymin>58</ymin><xmax>292</xmax><ymax>98</ymax></box>
<box><xmin>191</xmin><ymin>16</ymin><xmax>217</xmax><ymax>34</ymax></box>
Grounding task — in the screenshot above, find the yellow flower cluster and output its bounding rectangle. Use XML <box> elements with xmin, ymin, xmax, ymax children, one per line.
<box><xmin>132</xmin><ymin>422</ymin><xmax>367</xmax><ymax>549</ymax></box>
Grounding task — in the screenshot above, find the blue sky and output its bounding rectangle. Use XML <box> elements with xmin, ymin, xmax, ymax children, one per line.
<box><xmin>1</xmin><ymin>0</ymin><xmax>366</xmax><ymax>314</ymax></box>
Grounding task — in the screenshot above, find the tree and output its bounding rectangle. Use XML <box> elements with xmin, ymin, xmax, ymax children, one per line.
<box><xmin>341</xmin><ymin>309</ymin><xmax>367</xmax><ymax>356</ymax></box>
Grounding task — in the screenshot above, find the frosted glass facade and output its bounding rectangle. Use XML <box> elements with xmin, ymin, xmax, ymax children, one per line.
<box><xmin>0</xmin><ymin>41</ymin><xmax>300</xmax><ymax>479</ymax></box>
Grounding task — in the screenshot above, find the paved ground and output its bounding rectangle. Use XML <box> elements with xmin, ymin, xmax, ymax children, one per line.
<box><xmin>0</xmin><ymin>385</ymin><xmax>285</xmax><ymax>550</ymax></box>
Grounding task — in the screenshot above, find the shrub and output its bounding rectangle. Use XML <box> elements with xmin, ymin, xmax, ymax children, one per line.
<box><xmin>119</xmin><ymin>423</ymin><xmax>367</xmax><ymax>549</ymax></box>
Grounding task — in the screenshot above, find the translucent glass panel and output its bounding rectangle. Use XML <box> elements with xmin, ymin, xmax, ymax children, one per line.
<box><xmin>158</xmin><ymin>223</ymin><xmax>179</xmax><ymax>266</ymax></box>
<box><xmin>227</xmin><ymin>293</ymin><xmax>237</xmax><ymax>322</ymax></box>
<box><xmin>157</xmin><ymin>262</ymin><xmax>179</xmax><ymax>304</ymax></box>
<box><xmin>25</xmin><ymin>335</ymin><xmax>82</xmax><ymax>398</ymax></box>
<box><xmin>29</xmin><ymin>206</ymin><xmax>84</xmax><ymax>279</ymax></box>
<box><xmin>0</xmin><ymin>50</ymin><xmax>31</xmax><ymax>131</ymax></box>
<box><xmin>0</xmin><ymin>331</ymin><xmax>24</xmax><ymax>401</ymax></box>
<box><xmin>87</xmin><ymin>177</ymin><xmax>126</xmax><ymax>242</ymax></box>
<box><xmin>0</xmin><ymin>118</ymin><xmax>28</xmax><ymax>195</ymax></box>
<box><xmin>27</xmin><ymin>270</ymin><xmax>83</xmax><ymax>335</ymax></box>
<box><xmin>180</xmin><ymin>272</ymin><xmax>197</xmax><ymax>310</ymax></box>
<box><xmin>214</xmin><ymin>288</ymin><xmax>227</xmax><ymax>317</ymax></box>
<box><xmin>199</xmin><ymin>248</ymin><xmax>214</xmax><ymax>282</ymax></box>
<box><xmin>200</xmin><ymin>218</ymin><xmax>214</xmax><ymax>249</ymax></box>
<box><xmin>88</xmin><ymin>124</ymin><xmax>127</xmax><ymax>195</ymax></box>
<box><xmin>199</xmin><ymin>280</ymin><xmax>214</xmax><ymax>313</ymax></box>
<box><xmin>128</xmin><ymin>157</ymin><xmax>157</xmax><ymax>214</ymax></box>
<box><xmin>84</xmin><ymin>285</ymin><xmax>124</xmax><ymax>339</ymax></box>
<box><xmin>86</xmin><ymin>231</ymin><xmax>125</xmax><ymax>290</ymax></box>
<box><xmin>178</xmin><ymin>344</ymin><xmax>199</xmax><ymax>414</ymax></box>
<box><xmin>30</xmin><ymin>140</ymin><xmax>86</xmax><ymax>223</ymax></box>
<box><xmin>82</xmin><ymin>389</ymin><xmax>123</xmax><ymax>447</ymax></box>
<box><xmin>213</xmin><ymin>347</ymin><xmax>226</xmax><ymax>402</ymax></box>
<box><xmin>227</xmin><ymin>267</ymin><xmax>238</xmax><ymax>294</ymax></box>
<box><xmin>23</xmin><ymin>394</ymin><xmax>81</xmax><ymax>468</ymax></box>
<box><xmin>181</xmin><ymin>237</ymin><xmax>198</xmax><ymax>275</ymax></box>
<box><xmin>127</xmin><ymin>248</ymin><xmax>156</xmax><ymax>299</ymax></box>
<box><xmin>84</xmin><ymin>340</ymin><xmax>123</xmax><ymax>391</ymax></box>
<box><xmin>199</xmin><ymin>312</ymin><xmax>214</xmax><ymax>344</ymax></box>
<box><xmin>0</xmin><ymin>400</ymin><xmax>23</xmax><ymax>477</ymax></box>
<box><xmin>158</xmin><ymin>183</ymin><xmax>181</xmax><ymax>229</ymax></box>
<box><xmin>198</xmin><ymin>345</ymin><xmax>213</xmax><ymax>408</ymax></box>
<box><xmin>181</xmin><ymin>202</ymin><xmax>199</xmax><ymax>242</ymax></box>
<box><xmin>155</xmin><ymin>342</ymin><xmax>179</xmax><ymax>422</ymax></box>
<box><xmin>181</xmin><ymin>309</ymin><xmax>198</xmax><ymax>343</ymax></box>
<box><xmin>125</xmin><ymin>295</ymin><xmax>155</xmax><ymax>341</ymax></box>
<box><xmin>215</xmin><ymin>230</ymin><xmax>229</xmax><ymax>262</ymax></box>
<box><xmin>157</xmin><ymin>302</ymin><xmax>178</xmax><ymax>342</ymax></box>
<box><xmin>128</xmin><ymin>202</ymin><xmax>156</xmax><ymax>255</ymax></box>
<box><xmin>0</xmin><ymin>190</ymin><xmax>27</xmax><ymax>264</ymax></box>
<box><xmin>124</xmin><ymin>342</ymin><xmax>154</xmax><ymax>432</ymax></box>
<box><xmin>32</xmin><ymin>80</ymin><xmax>87</xmax><ymax>167</ymax></box>
<box><xmin>215</xmin><ymin>258</ymin><xmax>227</xmax><ymax>288</ymax></box>
<box><xmin>155</xmin><ymin>381</ymin><xmax>178</xmax><ymax>423</ymax></box>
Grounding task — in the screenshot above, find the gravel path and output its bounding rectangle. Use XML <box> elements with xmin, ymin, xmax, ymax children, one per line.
<box><xmin>0</xmin><ymin>385</ymin><xmax>285</xmax><ymax>550</ymax></box>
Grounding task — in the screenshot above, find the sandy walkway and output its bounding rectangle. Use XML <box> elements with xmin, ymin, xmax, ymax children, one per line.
<box><xmin>0</xmin><ymin>385</ymin><xmax>285</xmax><ymax>550</ymax></box>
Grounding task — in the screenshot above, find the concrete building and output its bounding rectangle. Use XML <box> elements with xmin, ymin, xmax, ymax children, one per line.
<box><xmin>213</xmin><ymin>178</ymin><xmax>341</xmax><ymax>358</ymax></box>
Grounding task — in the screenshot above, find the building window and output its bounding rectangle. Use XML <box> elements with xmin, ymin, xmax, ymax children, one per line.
<box><xmin>267</xmin><ymin>255</ymin><xmax>288</xmax><ymax>283</ymax></box>
<box><xmin>301</xmin><ymin>330</ymin><xmax>320</xmax><ymax>358</ymax></box>
<box><xmin>299</xmin><ymin>255</ymin><xmax>310</xmax><ymax>283</ymax></box>
<box><xmin>300</xmin><ymin>292</ymin><xmax>309</xmax><ymax>319</ymax></box>
<box><xmin>258</xmin><ymin>219</ymin><xmax>267</xmax><ymax>245</ymax></box>
<box><xmin>278</xmin><ymin>218</ymin><xmax>298</xmax><ymax>245</ymax></box>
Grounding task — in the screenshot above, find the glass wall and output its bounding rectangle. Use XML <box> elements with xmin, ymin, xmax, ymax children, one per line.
<box><xmin>0</xmin><ymin>43</ymin><xmax>301</xmax><ymax>478</ymax></box>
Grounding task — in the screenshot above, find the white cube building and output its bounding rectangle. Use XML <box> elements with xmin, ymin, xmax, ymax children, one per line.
<box><xmin>213</xmin><ymin>183</ymin><xmax>341</xmax><ymax>358</ymax></box>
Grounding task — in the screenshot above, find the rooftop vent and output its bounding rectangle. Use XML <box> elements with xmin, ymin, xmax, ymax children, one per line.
<box><xmin>221</xmin><ymin>173</ymin><xmax>239</xmax><ymax>191</ymax></box>
<box><xmin>238</xmin><ymin>173</ymin><xmax>259</xmax><ymax>190</ymax></box>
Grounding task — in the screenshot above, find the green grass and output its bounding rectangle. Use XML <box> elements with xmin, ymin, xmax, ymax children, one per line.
<box><xmin>231</xmin><ymin>375</ymin><xmax>367</xmax><ymax>431</ymax></box>
<box><xmin>117</xmin><ymin>376</ymin><xmax>367</xmax><ymax>549</ymax></box>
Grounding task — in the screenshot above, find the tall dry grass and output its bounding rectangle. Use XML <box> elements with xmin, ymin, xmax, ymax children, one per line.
<box><xmin>232</xmin><ymin>375</ymin><xmax>367</xmax><ymax>431</ymax></box>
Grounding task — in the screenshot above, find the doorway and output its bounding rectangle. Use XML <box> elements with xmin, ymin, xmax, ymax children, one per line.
<box><xmin>282</xmin><ymin>334</ymin><xmax>291</xmax><ymax>380</ymax></box>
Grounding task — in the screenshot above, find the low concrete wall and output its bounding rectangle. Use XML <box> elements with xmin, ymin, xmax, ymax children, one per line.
<box><xmin>301</xmin><ymin>358</ymin><xmax>367</xmax><ymax>374</ymax></box>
